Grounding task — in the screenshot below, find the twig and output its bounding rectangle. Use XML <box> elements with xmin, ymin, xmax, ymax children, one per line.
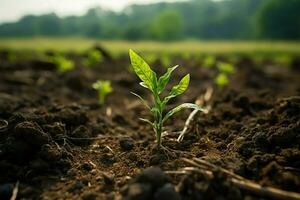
<box><xmin>165</xmin><ymin>167</ymin><xmax>213</xmax><ymax>177</ymax></box>
<box><xmin>10</xmin><ymin>181</ymin><xmax>19</xmax><ymax>200</ymax></box>
<box><xmin>105</xmin><ymin>145</ymin><xmax>115</xmax><ymax>154</ymax></box>
<box><xmin>181</xmin><ymin>158</ymin><xmax>300</xmax><ymax>200</ymax></box>
<box><xmin>231</xmin><ymin>178</ymin><xmax>300</xmax><ymax>200</ymax></box>
<box><xmin>177</xmin><ymin>87</ymin><xmax>213</xmax><ymax>142</ymax></box>
<box><xmin>192</xmin><ymin>158</ymin><xmax>245</xmax><ymax>181</ymax></box>
<box><xmin>281</xmin><ymin>96</ymin><xmax>300</xmax><ymax>101</ymax></box>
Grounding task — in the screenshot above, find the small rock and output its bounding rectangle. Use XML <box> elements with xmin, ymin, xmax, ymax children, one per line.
<box><xmin>128</xmin><ymin>152</ymin><xmax>138</xmax><ymax>161</ymax></box>
<box><xmin>122</xmin><ymin>167</ymin><xmax>176</xmax><ymax>200</ymax></box>
<box><xmin>15</xmin><ymin>121</ymin><xmax>49</xmax><ymax>147</ymax></box>
<box><xmin>103</xmin><ymin>173</ymin><xmax>115</xmax><ymax>185</ymax></box>
<box><xmin>133</xmin><ymin>167</ymin><xmax>171</xmax><ymax>190</ymax></box>
<box><xmin>81</xmin><ymin>162</ymin><xmax>94</xmax><ymax>171</ymax></box>
<box><xmin>120</xmin><ymin>138</ymin><xmax>134</xmax><ymax>151</ymax></box>
<box><xmin>100</xmin><ymin>153</ymin><xmax>115</xmax><ymax>166</ymax></box>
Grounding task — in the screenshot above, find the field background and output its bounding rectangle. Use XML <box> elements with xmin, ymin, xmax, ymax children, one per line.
<box><xmin>1</xmin><ymin>38</ymin><xmax>300</xmax><ymax>55</ymax></box>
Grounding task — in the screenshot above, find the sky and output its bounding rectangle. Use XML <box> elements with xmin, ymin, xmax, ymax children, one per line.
<box><xmin>0</xmin><ymin>0</ymin><xmax>185</xmax><ymax>23</ymax></box>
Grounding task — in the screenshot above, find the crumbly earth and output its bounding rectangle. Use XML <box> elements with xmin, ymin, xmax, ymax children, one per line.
<box><xmin>0</xmin><ymin>48</ymin><xmax>299</xmax><ymax>200</ymax></box>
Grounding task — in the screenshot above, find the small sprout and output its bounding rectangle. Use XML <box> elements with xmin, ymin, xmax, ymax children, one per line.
<box><xmin>83</xmin><ymin>50</ymin><xmax>103</xmax><ymax>67</ymax></box>
<box><xmin>203</xmin><ymin>55</ymin><xmax>216</xmax><ymax>69</ymax></box>
<box><xmin>51</xmin><ymin>55</ymin><xmax>74</xmax><ymax>73</ymax></box>
<box><xmin>215</xmin><ymin>73</ymin><xmax>229</xmax><ymax>87</ymax></box>
<box><xmin>217</xmin><ymin>62</ymin><xmax>235</xmax><ymax>74</ymax></box>
<box><xmin>92</xmin><ymin>80</ymin><xmax>113</xmax><ymax>105</ymax></box>
<box><xmin>129</xmin><ymin>49</ymin><xmax>204</xmax><ymax>150</ymax></box>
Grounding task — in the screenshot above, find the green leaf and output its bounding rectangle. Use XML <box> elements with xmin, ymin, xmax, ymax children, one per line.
<box><xmin>131</xmin><ymin>92</ymin><xmax>150</xmax><ymax>110</ymax></box>
<box><xmin>163</xmin><ymin>103</ymin><xmax>204</xmax><ymax>123</ymax></box>
<box><xmin>170</xmin><ymin>74</ymin><xmax>190</xmax><ymax>96</ymax></box>
<box><xmin>162</xmin><ymin>74</ymin><xmax>190</xmax><ymax>105</ymax></box>
<box><xmin>157</xmin><ymin>65</ymin><xmax>178</xmax><ymax>94</ymax></box>
<box><xmin>129</xmin><ymin>49</ymin><xmax>157</xmax><ymax>91</ymax></box>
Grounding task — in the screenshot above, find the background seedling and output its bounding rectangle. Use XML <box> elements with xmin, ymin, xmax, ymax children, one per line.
<box><xmin>92</xmin><ymin>80</ymin><xmax>113</xmax><ymax>105</ymax></box>
<box><xmin>83</xmin><ymin>50</ymin><xmax>103</xmax><ymax>67</ymax></box>
<box><xmin>215</xmin><ymin>61</ymin><xmax>235</xmax><ymax>87</ymax></box>
<box><xmin>50</xmin><ymin>54</ymin><xmax>74</xmax><ymax>73</ymax></box>
<box><xmin>203</xmin><ymin>55</ymin><xmax>216</xmax><ymax>69</ymax></box>
<box><xmin>129</xmin><ymin>49</ymin><xmax>204</xmax><ymax>150</ymax></box>
<box><xmin>217</xmin><ymin>62</ymin><xmax>235</xmax><ymax>74</ymax></box>
<box><xmin>214</xmin><ymin>73</ymin><xmax>229</xmax><ymax>87</ymax></box>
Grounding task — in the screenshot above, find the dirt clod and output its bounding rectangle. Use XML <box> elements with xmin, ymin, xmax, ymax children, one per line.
<box><xmin>15</xmin><ymin>121</ymin><xmax>49</xmax><ymax>147</ymax></box>
<box><xmin>120</xmin><ymin>137</ymin><xmax>135</xmax><ymax>151</ymax></box>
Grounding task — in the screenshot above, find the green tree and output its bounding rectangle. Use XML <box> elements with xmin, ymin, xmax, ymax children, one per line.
<box><xmin>150</xmin><ymin>10</ymin><xmax>183</xmax><ymax>41</ymax></box>
<box><xmin>37</xmin><ymin>14</ymin><xmax>62</xmax><ymax>36</ymax></box>
<box><xmin>255</xmin><ymin>0</ymin><xmax>300</xmax><ymax>39</ymax></box>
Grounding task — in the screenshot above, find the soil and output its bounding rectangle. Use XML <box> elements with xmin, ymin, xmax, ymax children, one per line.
<box><xmin>0</xmin><ymin>48</ymin><xmax>299</xmax><ymax>200</ymax></box>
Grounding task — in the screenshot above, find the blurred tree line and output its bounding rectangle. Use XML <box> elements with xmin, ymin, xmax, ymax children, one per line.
<box><xmin>0</xmin><ymin>0</ymin><xmax>299</xmax><ymax>40</ymax></box>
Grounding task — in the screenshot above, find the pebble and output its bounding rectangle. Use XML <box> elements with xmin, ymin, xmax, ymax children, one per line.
<box><xmin>119</xmin><ymin>138</ymin><xmax>134</xmax><ymax>151</ymax></box>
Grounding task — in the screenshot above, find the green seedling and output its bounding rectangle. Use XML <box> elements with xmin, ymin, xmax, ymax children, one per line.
<box><xmin>129</xmin><ymin>49</ymin><xmax>204</xmax><ymax>149</ymax></box>
<box><xmin>217</xmin><ymin>62</ymin><xmax>235</xmax><ymax>74</ymax></box>
<box><xmin>83</xmin><ymin>50</ymin><xmax>103</xmax><ymax>67</ymax></box>
<box><xmin>214</xmin><ymin>62</ymin><xmax>235</xmax><ymax>88</ymax></box>
<box><xmin>203</xmin><ymin>55</ymin><xmax>216</xmax><ymax>69</ymax></box>
<box><xmin>51</xmin><ymin>55</ymin><xmax>74</xmax><ymax>73</ymax></box>
<box><xmin>214</xmin><ymin>73</ymin><xmax>229</xmax><ymax>87</ymax></box>
<box><xmin>92</xmin><ymin>80</ymin><xmax>113</xmax><ymax>105</ymax></box>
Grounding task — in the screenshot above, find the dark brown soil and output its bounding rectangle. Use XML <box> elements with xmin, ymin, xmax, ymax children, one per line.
<box><xmin>0</xmin><ymin>48</ymin><xmax>299</xmax><ymax>200</ymax></box>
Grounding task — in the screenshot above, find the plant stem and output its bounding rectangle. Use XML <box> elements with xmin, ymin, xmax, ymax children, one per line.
<box><xmin>155</xmin><ymin>122</ymin><xmax>163</xmax><ymax>149</ymax></box>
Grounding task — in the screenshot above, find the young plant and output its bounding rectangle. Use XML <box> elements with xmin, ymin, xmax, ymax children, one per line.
<box><xmin>129</xmin><ymin>49</ymin><xmax>204</xmax><ymax>149</ymax></box>
<box><xmin>83</xmin><ymin>50</ymin><xmax>103</xmax><ymax>67</ymax></box>
<box><xmin>92</xmin><ymin>80</ymin><xmax>113</xmax><ymax>105</ymax></box>
<box><xmin>214</xmin><ymin>73</ymin><xmax>229</xmax><ymax>87</ymax></box>
<box><xmin>50</xmin><ymin>55</ymin><xmax>74</xmax><ymax>73</ymax></box>
<box><xmin>214</xmin><ymin>62</ymin><xmax>235</xmax><ymax>88</ymax></box>
<box><xmin>203</xmin><ymin>55</ymin><xmax>216</xmax><ymax>69</ymax></box>
<box><xmin>217</xmin><ymin>62</ymin><xmax>235</xmax><ymax>74</ymax></box>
